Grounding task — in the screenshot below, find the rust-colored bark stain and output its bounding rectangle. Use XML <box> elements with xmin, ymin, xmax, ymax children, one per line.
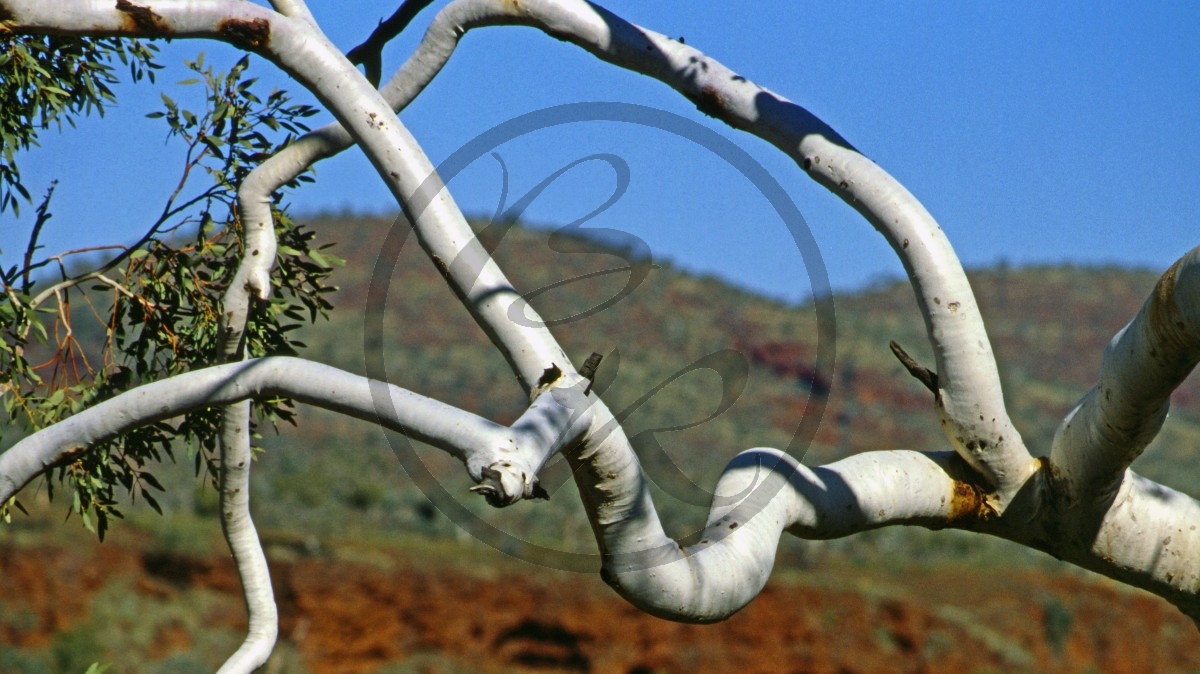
<box><xmin>115</xmin><ymin>0</ymin><xmax>169</xmax><ymax>35</ymax></box>
<box><xmin>46</xmin><ymin>443</ymin><xmax>89</xmax><ymax>470</ymax></box>
<box><xmin>218</xmin><ymin>17</ymin><xmax>271</xmax><ymax>52</ymax></box>
<box><xmin>688</xmin><ymin>84</ymin><xmax>727</xmax><ymax>119</ymax></box>
<box><xmin>946</xmin><ymin>478</ymin><xmax>989</xmax><ymax>523</ymax></box>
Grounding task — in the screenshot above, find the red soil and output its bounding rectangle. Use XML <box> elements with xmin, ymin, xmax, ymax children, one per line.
<box><xmin>3</xmin><ymin>538</ymin><xmax>1198</xmax><ymax>674</ymax></box>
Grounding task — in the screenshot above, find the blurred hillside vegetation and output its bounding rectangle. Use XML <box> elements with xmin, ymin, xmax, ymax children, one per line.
<box><xmin>7</xmin><ymin>213</ymin><xmax>1200</xmax><ymax>571</ymax></box>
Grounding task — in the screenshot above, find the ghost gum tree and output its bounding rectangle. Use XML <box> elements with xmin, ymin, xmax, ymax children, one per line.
<box><xmin>1</xmin><ymin>0</ymin><xmax>1199</xmax><ymax>671</ymax></box>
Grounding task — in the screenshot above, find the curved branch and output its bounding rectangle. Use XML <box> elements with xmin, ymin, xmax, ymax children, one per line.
<box><xmin>0</xmin><ymin>346</ymin><xmax>981</xmax><ymax>625</ymax></box>
<box><xmin>1055</xmin><ymin>470</ymin><xmax>1200</xmax><ymax>623</ymax></box>
<box><xmin>227</xmin><ymin>0</ymin><xmax>1036</xmax><ymax>498</ymax></box>
<box><xmin>293</xmin><ymin>0</ymin><xmax>1034</xmax><ymax>499</ymax></box>
<box><xmin>214</xmin><ymin>401</ymin><xmax>277</xmax><ymax>674</ymax></box>
<box><xmin>1051</xmin><ymin>247</ymin><xmax>1200</xmax><ymax>500</ymax></box>
<box><xmin>1</xmin><ymin>6</ymin><xmax>587</xmax><ymax>670</ymax></box>
<box><xmin>372</xmin><ymin>0</ymin><xmax>1200</xmax><ymax>625</ymax></box>
<box><xmin>8</xmin><ymin>0</ymin><xmax>1200</xmax><ymax>648</ymax></box>
<box><xmin>0</xmin><ymin>356</ymin><xmax>583</xmax><ymax>507</ymax></box>
<box><xmin>267</xmin><ymin>0</ymin><xmax>316</xmax><ymax>27</ymax></box>
<box><xmin>2</xmin><ymin>0</ymin><xmax>576</xmax><ymax>396</ymax></box>
<box><xmin>586</xmin><ymin>444</ymin><xmax>978</xmax><ymax>621</ymax></box>
<box><xmin>232</xmin><ymin>4</ymin><xmax>438</xmax><ymax>304</ymax></box>
<box><xmin>214</xmin><ymin>204</ymin><xmax>276</xmax><ymax>670</ymax></box>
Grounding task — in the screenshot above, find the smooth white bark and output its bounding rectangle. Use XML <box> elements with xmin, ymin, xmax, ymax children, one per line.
<box><xmin>1</xmin><ymin>0</ymin><xmax>1199</xmax><ymax>666</ymax></box>
<box><xmin>582</xmin><ymin>442</ymin><xmax>976</xmax><ymax>621</ymax></box>
<box><xmin>375</xmin><ymin>0</ymin><xmax>1037</xmax><ymax>501</ymax></box>
<box><xmin>0</xmin><ymin>5</ymin><xmax>586</xmax><ymax>665</ymax></box>
<box><xmin>0</xmin><ymin>0</ymin><xmax>574</xmax><ymax>394</ymax></box>
<box><xmin>374</xmin><ymin>0</ymin><xmax>1200</xmax><ymax>624</ymax></box>
<box><xmin>266</xmin><ymin>0</ymin><xmax>316</xmax><ymax>27</ymax></box>
<box><xmin>215</xmin><ymin>401</ymin><xmax>277</xmax><ymax>674</ymax></box>
<box><xmin>0</xmin><ymin>356</ymin><xmax>583</xmax><ymax>506</ymax></box>
<box><xmin>221</xmin><ymin>0</ymin><xmax>1009</xmax><ymax>623</ymax></box>
<box><xmin>1052</xmin><ymin>248</ymin><xmax>1200</xmax><ymax>500</ymax></box>
<box><xmin>216</xmin><ymin>194</ymin><xmax>277</xmax><ymax>669</ymax></box>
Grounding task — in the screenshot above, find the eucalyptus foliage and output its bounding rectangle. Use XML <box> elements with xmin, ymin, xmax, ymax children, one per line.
<box><xmin>1</xmin><ymin>4</ymin><xmax>1197</xmax><ymax>671</ymax></box>
<box><xmin>0</xmin><ymin>43</ymin><xmax>337</xmax><ymax>539</ymax></box>
<box><xmin>0</xmin><ymin>34</ymin><xmax>159</xmax><ymax>215</ymax></box>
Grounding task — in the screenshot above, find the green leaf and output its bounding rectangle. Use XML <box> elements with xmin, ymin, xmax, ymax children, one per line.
<box><xmin>308</xmin><ymin>249</ymin><xmax>331</xmax><ymax>268</ymax></box>
<box><xmin>142</xmin><ymin>490</ymin><xmax>162</xmax><ymax>515</ymax></box>
<box><xmin>140</xmin><ymin>471</ymin><xmax>165</xmax><ymax>491</ymax></box>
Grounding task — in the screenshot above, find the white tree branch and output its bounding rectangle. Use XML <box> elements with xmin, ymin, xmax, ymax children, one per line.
<box><xmin>342</xmin><ymin>0</ymin><xmax>1036</xmax><ymax>502</ymax></box>
<box><xmin>214</xmin><ymin>401</ymin><xmax>277</xmax><ymax>674</ymax></box>
<box><xmin>0</xmin><ymin>356</ymin><xmax>584</xmax><ymax>507</ymax></box>
<box><xmin>0</xmin><ymin>0</ymin><xmax>575</xmax><ymax>394</ymax></box>
<box><xmin>4</xmin><ymin>0</ymin><xmax>1200</xmax><ymax>664</ymax></box>
<box><xmin>0</xmin><ymin>5</ymin><xmax>589</xmax><ymax>670</ymax></box>
<box><xmin>215</xmin><ymin>194</ymin><xmax>277</xmax><ymax>670</ymax></box>
<box><xmin>1051</xmin><ymin>247</ymin><xmax>1200</xmax><ymax>500</ymax></box>
<box><xmin>266</xmin><ymin>0</ymin><xmax>315</xmax><ymax>27</ymax></box>
<box><xmin>1053</xmin><ymin>469</ymin><xmax>1200</xmax><ymax>621</ymax></box>
<box><xmin>0</xmin><ymin>353</ymin><xmax>983</xmax><ymax>626</ymax></box>
<box><xmin>368</xmin><ymin>0</ymin><xmax>1200</xmax><ymax>624</ymax></box>
<box><xmin>578</xmin><ymin>439</ymin><xmax>981</xmax><ymax>622</ymax></box>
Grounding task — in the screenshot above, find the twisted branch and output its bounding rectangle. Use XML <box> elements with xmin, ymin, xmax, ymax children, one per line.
<box><xmin>0</xmin><ymin>356</ymin><xmax>583</xmax><ymax>509</ymax></box>
<box><xmin>2</xmin><ymin>2</ymin><xmax>1199</xmax><ymax>668</ymax></box>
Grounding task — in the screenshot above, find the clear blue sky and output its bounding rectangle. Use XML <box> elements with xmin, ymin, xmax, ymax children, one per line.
<box><xmin>5</xmin><ymin>2</ymin><xmax>1199</xmax><ymax>302</ymax></box>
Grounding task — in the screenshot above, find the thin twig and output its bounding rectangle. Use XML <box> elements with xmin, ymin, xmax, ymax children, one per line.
<box><xmin>889</xmin><ymin>340</ymin><xmax>939</xmax><ymax>401</ymax></box>
<box><xmin>345</xmin><ymin>0</ymin><xmax>437</xmax><ymax>87</ymax></box>
<box><xmin>22</xmin><ymin>181</ymin><xmax>57</xmax><ymax>293</ymax></box>
<box><xmin>18</xmin><ymin>140</ymin><xmax>219</xmax><ymax>308</ymax></box>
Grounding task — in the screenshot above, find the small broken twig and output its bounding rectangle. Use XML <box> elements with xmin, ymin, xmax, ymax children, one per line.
<box><xmin>579</xmin><ymin>352</ymin><xmax>603</xmax><ymax>395</ymax></box>
<box><xmin>889</xmin><ymin>340</ymin><xmax>939</xmax><ymax>401</ymax></box>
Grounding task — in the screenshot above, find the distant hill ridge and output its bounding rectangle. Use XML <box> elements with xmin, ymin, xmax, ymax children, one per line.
<box><xmin>220</xmin><ymin>212</ymin><xmax>1200</xmax><ymax>554</ymax></box>
<box><xmin>298</xmin><ymin>210</ymin><xmax>1197</xmax><ymax>468</ymax></box>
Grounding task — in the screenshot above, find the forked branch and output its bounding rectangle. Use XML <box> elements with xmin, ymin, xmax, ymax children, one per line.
<box><xmin>2</xmin><ymin>2</ymin><xmax>1200</xmax><ymax>671</ymax></box>
<box><xmin>368</xmin><ymin>0</ymin><xmax>1200</xmax><ymax>624</ymax></box>
<box><xmin>0</xmin><ymin>356</ymin><xmax>584</xmax><ymax>509</ymax></box>
<box><xmin>374</xmin><ymin>0</ymin><xmax>1037</xmax><ymax>499</ymax></box>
